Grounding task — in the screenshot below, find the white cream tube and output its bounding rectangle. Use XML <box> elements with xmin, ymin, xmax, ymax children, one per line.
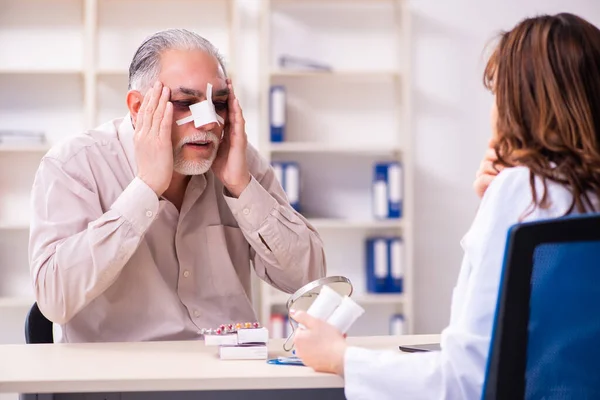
<box><xmin>305</xmin><ymin>285</ymin><xmax>343</xmax><ymax>321</ymax></box>
<box><xmin>326</xmin><ymin>296</ymin><xmax>365</xmax><ymax>334</ymax></box>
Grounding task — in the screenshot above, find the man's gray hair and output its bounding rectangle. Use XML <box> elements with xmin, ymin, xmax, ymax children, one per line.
<box><xmin>128</xmin><ymin>28</ymin><xmax>227</xmax><ymax>91</ymax></box>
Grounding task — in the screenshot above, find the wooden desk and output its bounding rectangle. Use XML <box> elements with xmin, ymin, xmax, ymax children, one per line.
<box><xmin>0</xmin><ymin>334</ymin><xmax>440</xmax><ymax>399</ymax></box>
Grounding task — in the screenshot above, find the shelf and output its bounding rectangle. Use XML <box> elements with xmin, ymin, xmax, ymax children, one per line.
<box><xmin>352</xmin><ymin>293</ymin><xmax>404</xmax><ymax>305</ymax></box>
<box><xmin>0</xmin><ymin>222</ymin><xmax>29</xmax><ymax>230</ymax></box>
<box><xmin>97</xmin><ymin>68</ymin><xmax>129</xmax><ymax>76</ymax></box>
<box><xmin>272</xmin><ymin>0</ymin><xmax>397</xmax><ymax>4</ymax></box>
<box><xmin>0</xmin><ymin>0</ymin><xmax>84</xmax><ymax>74</ymax></box>
<box><xmin>0</xmin><ymin>73</ymin><xmax>85</xmax><ymax>143</ymax></box>
<box><xmin>0</xmin><ymin>68</ymin><xmax>83</xmax><ymax>75</ymax></box>
<box><xmin>354</xmin><ymin>293</ymin><xmax>404</xmax><ymax>305</ymax></box>
<box><xmin>270</xmin><ymin>70</ymin><xmax>399</xmax><ymax>79</ymax></box>
<box><xmin>0</xmin><ymin>144</ymin><xmax>50</xmax><ymax>153</ymax></box>
<box><xmin>269</xmin><ymin>142</ymin><xmax>402</xmax><ymax>154</ymax></box>
<box><xmin>0</xmin><ymin>296</ymin><xmax>34</xmax><ymax>309</ymax></box>
<box><xmin>98</xmin><ymin>68</ymin><xmax>238</xmax><ymax>81</ymax></box>
<box><xmin>96</xmin><ymin>0</ymin><xmax>233</xmax><ymax>77</ymax></box>
<box><xmin>307</xmin><ymin>218</ymin><xmax>402</xmax><ymax>229</ymax></box>
<box><xmin>269</xmin><ymin>292</ymin><xmax>403</xmax><ymax>306</ymax></box>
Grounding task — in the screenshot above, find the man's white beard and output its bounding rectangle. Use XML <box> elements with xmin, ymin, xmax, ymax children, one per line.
<box><xmin>173</xmin><ymin>157</ymin><xmax>215</xmax><ymax>175</ymax></box>
<box><xmin>173</xmin><ymin>131</ymin><xmax>220</xmax><ymax>175</ymax></box>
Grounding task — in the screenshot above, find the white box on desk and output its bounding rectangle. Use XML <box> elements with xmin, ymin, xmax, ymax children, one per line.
<box><xmin>204</xmin><ymin>327</ymin><xmax>269</xmax><ymax>346</ymax></box>
<box><xmin>219</xmin><ymin>344</ymin><xmax>268</xmax><ymax>360</ymax></box>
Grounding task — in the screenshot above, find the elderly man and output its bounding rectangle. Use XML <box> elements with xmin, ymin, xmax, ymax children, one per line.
<box><xmin>28</xmin><ymin>29</ymin><xmax>326</xmax><ymax>343</ymax></box>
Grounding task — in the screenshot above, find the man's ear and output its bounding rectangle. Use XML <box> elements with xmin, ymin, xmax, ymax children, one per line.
<box><xmin>126</xmin><ymin>90</ymin><xmax>144</xmax><ymax>126</ymax></box>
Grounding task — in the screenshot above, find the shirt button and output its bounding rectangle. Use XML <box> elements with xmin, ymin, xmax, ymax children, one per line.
<box><xmin>194</xmin><ymin>310</ymin><xmax>200</xmax><ymax>318</ymax></box>
<box><xmin>243</xmin><ymin>208</ymin><xmax>250</xmax><ymax>215</ymax></box>
<box><xmin>145</xmin><ymin>210</ymin><xmax>153</xmax><ymax>218</ymax></box>
<box><xmin>183</xmin><ymin>270</ymin><xmax>190</xmax><ymax>278</ymax></box>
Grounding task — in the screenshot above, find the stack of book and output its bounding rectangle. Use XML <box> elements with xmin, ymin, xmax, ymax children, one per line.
<box><xmin>277</xmin><ymin>55</ymin><xmax>333</xmax><ymax>72</ymax></box>
<box><xmin>0</xmin><ymin>129</ymin><xmax>46</xmax><ymax>147</ymax></box>
<box><xmin>203</xmin><ymin>322</ymin><xmax>269</xmax><ymax>360</ymax></box>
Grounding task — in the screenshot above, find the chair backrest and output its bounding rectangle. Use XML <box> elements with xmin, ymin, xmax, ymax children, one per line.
<box><xmin>24</xmin><ymin>302</ymin><xmax>54</xmax><ymax>344</ymax></box>
<box><xmin>482</xmin><ymin>213</ymin><xmax>600</xmax><ymax>399</ymax></box>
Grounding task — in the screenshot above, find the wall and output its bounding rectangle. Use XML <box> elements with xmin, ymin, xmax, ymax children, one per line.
<box><xmin>409</xmin><ymin>0</ymin><xmax>600</xmax><ymax>332</ymax></box>
<box><xmin>237</xmin><ymin>0</ymin><xmax>600</xmax><ymax>334</ymax></box>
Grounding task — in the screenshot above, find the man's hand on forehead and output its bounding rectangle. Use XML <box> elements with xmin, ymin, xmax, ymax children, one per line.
<box><xmin>133</xmin><ymin>81</ymin><xmax>174</xmax><ymax>196</ymax></box>
<box><xmin>209</xmin><ymin>78</ymin><xmax>250</xmax><ymax>198</ymax></box>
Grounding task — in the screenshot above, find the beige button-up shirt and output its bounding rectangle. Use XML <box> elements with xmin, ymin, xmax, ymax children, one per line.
<box><xmin>28</xmin><ymin>115</ymin><xmax>326</xmax><ymax>343</ymax></box>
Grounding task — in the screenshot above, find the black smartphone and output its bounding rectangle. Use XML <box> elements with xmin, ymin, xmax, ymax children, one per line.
<box><xmin>398</xmin><ymin>343</ymin><xmax>441</xmax><ymax>353</ymax></box>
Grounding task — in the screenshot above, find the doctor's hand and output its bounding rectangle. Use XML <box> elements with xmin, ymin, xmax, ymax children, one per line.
<box><xmin>473</xmin><ymin>138</ymin><xmax>504</xmax><ymax>198</ymax></box>
<box><xmin>211</xmin><ymin>79</ymin><xmax>251</xmax><ymax>198</ymax></box>
<box><xmin>134</xmin><ymin>81</ymin><xmax>174</xmax><ymax>196</ymax></box>
<box><xmin>291</xmin><ymin>310</ymin><xmax>347</xmax><ymax>376</ymax></box>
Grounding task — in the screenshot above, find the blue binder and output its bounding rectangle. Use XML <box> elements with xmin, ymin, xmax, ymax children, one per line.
<box><xmin>271</xmin><ymin>161</ymin><xmax>300</xmax><ymax>212</ymax></box>
<box><xmin>387</xmin><ymin>237</ymin><xmax>403</xmax><ymax>293</ymax></box>
<box><xmin>270</xmin><ymin>86</ymin><xmax>286</xmax><ymax>142</ymax></box>
<box><xmin>387</xmin><ymin>162</ymin><xmax>403</xmax><ymax>219</ymax></box>
<box><xmin>366</xmin><ymin>236</ymin><xmax>404</xmax><ymax>293</ymax></box>
<box><xmin>272</xmin><ymin>162</ymin><xmax>284</xmax><ymax>187</ymax></box>
<box><xmin>284</xmin><ymin>162</ymin><xmax>300</xmax><ymax>211</ymax></box>
<box><xmin>373</xmin><ymin>162</ymin><xmax>403</xmax><ymax>219</ymax></box>
<box><xmin>366</xmin><ymin>237</ymin><xmax>389</xmax><ymax>293</ymax></box>
<box><xmin>389</xmin><ymin>313</ymin><xmax>405</xmax><ymax>335</ymax></box>
<box><xmin>373</xmin><ymin>163</ymin><xmax>389</xmax><ymax>219</ymax></box>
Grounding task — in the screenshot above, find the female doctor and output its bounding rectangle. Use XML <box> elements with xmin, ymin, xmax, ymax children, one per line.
<box><xmin>292</xmin><ymin>12</ymin><xmax>600</xmax><ymax>400</ymax></box>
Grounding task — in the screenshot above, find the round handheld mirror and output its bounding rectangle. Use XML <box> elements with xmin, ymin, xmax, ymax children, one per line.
<box><xmin>282</xmin><ymin>276</ymin><xmax>353</xmax><ymax>352</ymax></box>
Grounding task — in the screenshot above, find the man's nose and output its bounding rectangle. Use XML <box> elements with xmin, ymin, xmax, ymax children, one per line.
<box><xmin>195</xmin><ymin>121</ymin><xmax>219</xmax><ymax>131</ymax></box>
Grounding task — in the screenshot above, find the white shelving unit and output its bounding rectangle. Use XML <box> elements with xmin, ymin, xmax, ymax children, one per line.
<box><xmin>307</xmin><ymin>218</ymin><xmax>404</xmax><ymax>230</ymax></box>
<box><xmin>1</xmin><ymin>0</ymin><xmax>413</xmax><ymax>346</ymax></box>
<box><xmin>0</xmin><ymin>0</ymin><xmax>237</xmax><ymax>344</ymax></box>
<box><xmin>269</xmin><ymin>291</ymin><xmax>405</xmax><ymax>307</ymax></box>
<box><xmin>257</xmin><ymin>0</ymin><xmax>413</xmax><ymax>337</ymax></box>
<box><xmin>268</xmin><ymin>141</ymin><xmax>403</xmax><ymax>154</ymax></box>
<box><xmin>0</xmin><ymin>146</ymin><xmax>51</xmax><ymax>153</ymax></box>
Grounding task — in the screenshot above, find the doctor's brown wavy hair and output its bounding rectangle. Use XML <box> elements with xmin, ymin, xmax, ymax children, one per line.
<box><xmin>484</xmin><ymin>13</ymin><xmax>600</xmax><ymax>215</ymax></box>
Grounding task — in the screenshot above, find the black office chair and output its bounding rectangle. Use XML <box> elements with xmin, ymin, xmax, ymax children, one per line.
<box><xmin>482</xmin><ymin>213</ymin><xmax>600</xmax><ymax>399</ymax></box>
<box><xmin>24</xmin><ymin>302</ymin><xmax>54</xmax><ymax>344</ymax></box>
<box><xmin>19</xmin><ymin>305</ymin><xmax>53</xmax><ymax>400</ymax></box>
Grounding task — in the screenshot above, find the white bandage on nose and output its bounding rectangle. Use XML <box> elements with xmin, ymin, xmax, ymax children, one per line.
<box><xmin>175</xmin><ymin>83</ymin><xmax>225</xmax><ymax>128</ymax></box>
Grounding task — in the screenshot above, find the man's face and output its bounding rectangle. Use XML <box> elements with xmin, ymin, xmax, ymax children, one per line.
<box><xmin>158</xmin><ymin>49</ymin><xmax>229</xmax><ymax>175</ymax></box>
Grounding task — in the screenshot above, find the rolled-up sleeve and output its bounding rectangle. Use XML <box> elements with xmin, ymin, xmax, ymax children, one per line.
<box><xmin>224</xmin><ymin>145</ymin><xmax>326</xmax><ymax>293</ymax></box>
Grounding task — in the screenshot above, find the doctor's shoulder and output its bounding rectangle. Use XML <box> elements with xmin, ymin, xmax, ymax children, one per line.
<box><xmin>479</xmin><ymin>165</ymin><xmax>575</xmax><ymax>225</ymax></box>
<box><xmin>460</xmin><ymin>167</ymin><xmax>537</xmax><ymax>261</ymax></box>
<box><xmin>480</xmin><ymin>166</ymin><xmax>535</xmax><ymax>207</ymax></box>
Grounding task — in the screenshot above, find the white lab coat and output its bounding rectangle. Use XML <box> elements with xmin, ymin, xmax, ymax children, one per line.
<box><xmin>344</xmin><ymin>166</ymin><xmax>587</xmax><ymax>400</ymax></box>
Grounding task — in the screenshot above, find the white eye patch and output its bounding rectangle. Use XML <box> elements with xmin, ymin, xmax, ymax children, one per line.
<box><xmin>175</xmin><ymin>83</ymin><xmax>225</xmax><ymax>128</ymax></box>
